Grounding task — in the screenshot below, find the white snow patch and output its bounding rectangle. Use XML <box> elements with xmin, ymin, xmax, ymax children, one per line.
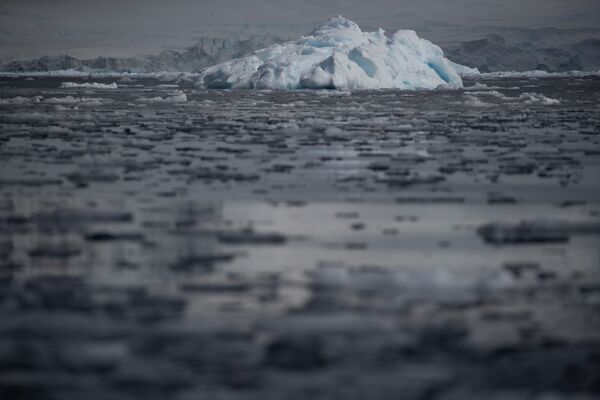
<box><xmin>198</xmin><ymin>16</ymin><xmax>472</xmax><ymax>90</ymax></box>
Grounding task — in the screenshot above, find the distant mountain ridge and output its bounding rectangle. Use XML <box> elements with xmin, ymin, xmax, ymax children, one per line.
<box><xmin>2</xmin><ymin>25</ymin><xmax>600</xmax><ymax>73</ymax></box>
<box><xmin>0</xmin><ymin>35</ymin><xmax>283</xmax><ymax>73</ymax></box>
<box><xmin>442</xmin><ymin>26</ymin><xmax>600</xmax><ymax>72</ymax></box>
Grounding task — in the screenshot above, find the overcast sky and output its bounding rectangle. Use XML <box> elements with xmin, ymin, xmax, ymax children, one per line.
<box><xmin>2</xmin><ymin>0</ymin><xmax>599</xmax><ymax>60</ymax></box>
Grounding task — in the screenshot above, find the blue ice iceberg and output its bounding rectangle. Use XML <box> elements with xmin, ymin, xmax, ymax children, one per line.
<box><xmin>199</xmin><ymin>16</ymin><xmax>477</xmax><ymax>90</ymax></box>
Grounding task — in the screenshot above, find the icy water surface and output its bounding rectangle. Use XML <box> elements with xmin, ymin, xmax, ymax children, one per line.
<box><xmin>1</xmin><ymin>76</ymin><xmax>600</xmax><ymax>399</ymax></box>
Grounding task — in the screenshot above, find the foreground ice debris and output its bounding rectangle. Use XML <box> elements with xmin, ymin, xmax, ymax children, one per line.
<box><xmin>198</xmin><ymin>16</ymin><xmax>474</xmax><ymax>90</ymax></box>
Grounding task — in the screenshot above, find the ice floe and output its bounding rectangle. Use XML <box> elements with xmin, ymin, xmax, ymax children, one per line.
<box><xmin>460</xmin><ymin>90</ymin><xmax>561</xmax><ymax>107</ymax></box>
<box><xmin>139</xmin><ymin>90</ymin><xmax>187</xmax><ymax>103</ymax></box>
<box><xmin>519</xmin><ymin>92</ymin><xmax>561</xmax><ymax>105</ymax></box>
<box><xmin>45</xmin><ymin>96</ymin><xmax>104</xmax><ymax>105</ymax></box>
<box><xmin>463</xmin><ymin>94</ymin><xmax>491</xmax><ymax>107</ymax></box>
<box><xmin>61</xmin><ymin>82</ymin><xmax>118</xmax><ymax>89</ymax></box>
<box><xmin>0</xmin><ymin>95</ymin><xmax>104</xmax><ymax>105</ymax></box>
<box><xmin>0</xmin><ymin>96</ymin><xmax>42</xmax><ymax>104</ymax></box>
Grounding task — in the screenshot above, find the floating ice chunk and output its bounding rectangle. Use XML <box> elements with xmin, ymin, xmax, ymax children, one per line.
<box><xmin>464</xmin><ymin>82</ymin><xmax>491</xmax><ymax>91</ymax></box>
<box><xmin>470</xmin><ymin>90</ymin><xmax>509</xmax><ymax>100</ymax></box>
<box><xmin>140</xmin><ymin>90</ymin><xmax>187</xmax><ymax>103</ymax></box>
<box><xmin>45</xmin><ymin>96</ymin><xmax>104</xmax><ymax>105</ymax></box>
<box><xmin>0</xmin><ymin>96</ymin><xmax>42</xmax><ymax>104</ymax></box>
<box><xmin>61</xmin><ymin>82</ymin><xmax>118</xmax><ymax>89</ymax></box>
<box><xmin>54</xmin><ymin>105</ymin><xmax>79</xmax><ymax>111</ymax></box>
<box><xmin>0</xmin><ymin>95</ymin><xmax>102</xmax><ymax>105</ymax></box>
<box><xmin>462</xmin><ymin>90</ymin><xmax>557</xmax><ymax>105</ymax></box>
<box><xmin>198</xmin><ymin>16</ymin><xmax>472</xmax><ymax>90</ymax></box>
<box><xmin>519</xmin><ymin>92</ymin><xmax>561</xmax><ymax>105</ymax></box>
<box><xmin>464</xmin><ymin>94</ymin><xmax>490</xmax><ymax>107</ymax></box>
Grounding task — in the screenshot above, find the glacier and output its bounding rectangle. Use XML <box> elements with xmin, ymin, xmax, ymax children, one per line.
<box><xmin>198</xmin><ymin>16</ymin><xmax>477</xmax><ymax>90</ymax></box>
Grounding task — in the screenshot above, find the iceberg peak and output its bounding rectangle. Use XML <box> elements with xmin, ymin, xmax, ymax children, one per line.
<box><xmin>199</xmin><ymin>16</ymin><xmax>475</xmax><ymax>90</ymax></box>
<box><xmin>313</xmin><ymin>15</ymin><xmax>361</xmax><ymax>33</ymax></box>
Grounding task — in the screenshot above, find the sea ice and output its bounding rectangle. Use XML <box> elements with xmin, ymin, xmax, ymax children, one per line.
<box><xmin>45</xmin><ymin>96</ymin><xmax>104</xmax><ymax>105</ymax></box>
<box><xmin>61</xmin><ymin>82</ymin><xmax>118</xmax><ymax>89</ymax></box>
<box><xmin>198</xmin><ymin>16</ymin><xmax>473</xmax><ymax>90</ymax></box>
<box><xmin>0</xmin><ymin>96</ymin><xmax>41</xmax><ymax>104</ymax></box>
<box><xmin>0</xmin><ymin>95</ymin><xmax>102</xmax><ymax>105</ymax></box>
<box><xmin>519</xmin><ymin>92</ymin><xmax>561</xmax><ymax>105</ymax></box>
<box><xmin>140</xmin><ymin>90</ymin><xmax>187</xmax><ymax>103</ymax></box>
<box><xmin>464</xmin><ymin>94</ymin><xmax>490</xmax><ymax>107</ymax></box>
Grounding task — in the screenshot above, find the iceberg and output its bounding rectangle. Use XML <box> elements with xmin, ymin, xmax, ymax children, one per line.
<box><xmin>198</xmin><ymin>16</ymin><xmax>472</xmax><ymax>90</ymax></box>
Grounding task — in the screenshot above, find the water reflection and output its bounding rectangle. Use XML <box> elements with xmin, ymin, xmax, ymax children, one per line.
<box><xmin>1</xmin><ymin>76</ymin><xmax>599</xmax><ymax>399</ymax></box>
